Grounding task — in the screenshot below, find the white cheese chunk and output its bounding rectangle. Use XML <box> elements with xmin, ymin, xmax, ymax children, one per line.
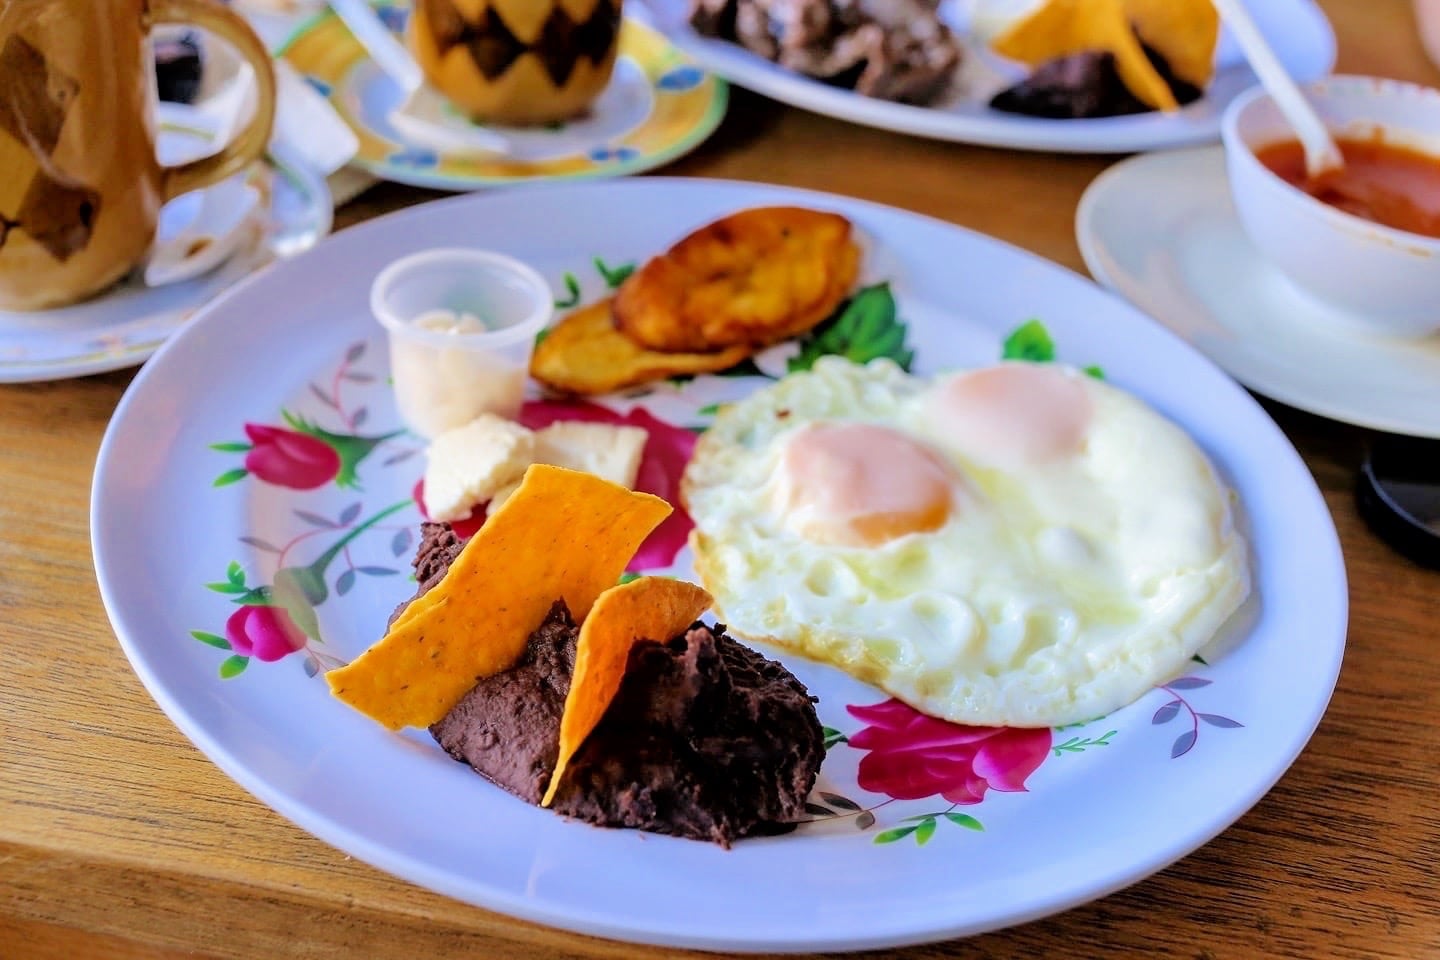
<box><xmin>422</xmin><ymin>414</ymin><xmax>535</xmax><ymax>521</ymax></box>
<box><xmin>489</xmin><ymin>422</ymin><xmax>649</xmax><ymax>510</ymax></box>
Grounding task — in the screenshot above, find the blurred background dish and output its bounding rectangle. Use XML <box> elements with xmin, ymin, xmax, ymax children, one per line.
<box><xmin>1076</xmin><ymin>145</ymin><xmax>1440</xmax><ymax>440</ymax></box>
<box><xmin>1220</xmin><ymin>76</ymin><xmax>1440</xmax><ymax>339</ymax></box>
<box><xmin>277</xmin><ymin>0</ymin><xmax>727</xmax><ymax>190</ymax></box>
<box><xmin>0</xmin><ymin>101</ymin><xmax>332</xmax><ymax>383</ymax></box>
<box><xmin>641</xmin><ymin>0</ymin><xmax>1335</xmax><ymax>152</ymax></box>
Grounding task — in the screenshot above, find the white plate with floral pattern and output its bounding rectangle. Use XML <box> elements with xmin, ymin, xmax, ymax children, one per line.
<box><xmin>91</xmin><ymin>178</ymin><xmax>1346</xmax><ymax>953</ymax></box>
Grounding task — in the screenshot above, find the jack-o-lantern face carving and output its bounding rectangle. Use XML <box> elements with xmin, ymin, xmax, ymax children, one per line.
<box><xmin>410</xmin><ymin>0</ymin><xmax>623</xmax><ymax>126</ymax></box>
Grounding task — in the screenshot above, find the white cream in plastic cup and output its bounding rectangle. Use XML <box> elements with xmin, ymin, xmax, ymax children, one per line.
<box><xmin>371</xmin><ymin>248</ymin><xmax>552</xmax><ymax>438</ymax></box>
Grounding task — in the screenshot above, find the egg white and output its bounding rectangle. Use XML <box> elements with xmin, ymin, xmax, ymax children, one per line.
<box><xmin>682</xmin><ymin>357</ymin><xmax>1251</xmax><ymax>727</ymax></box>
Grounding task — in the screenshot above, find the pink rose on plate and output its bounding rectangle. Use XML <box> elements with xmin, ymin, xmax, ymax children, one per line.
<box><xmin>846</xmin><ymin>699</ymin><xmax>1052</xmax><ymax>804</ymax></box>
<box><xmin>224</xmin><ymin>604</ymin><xmax>307</xmax><ymax>662</ymax></box>
<box><xmin>243</xmin><ymin>424</ymin><xmax>341</xmax><ymax>490</ymax></box>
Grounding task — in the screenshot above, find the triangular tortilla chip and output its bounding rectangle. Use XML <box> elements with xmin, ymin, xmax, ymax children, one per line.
<box><xmin>327</xmin><ymin>464</ymin><xmax>672</xmax><ymax>730</ymax></box>
<box><xmin>1123</xmin><ymin>0</ymin><xmax>1219</xmax><ymax>90</ymax></box>
<box><xmin>540</xmin><ymin>576</ymin><xmax>713</xmax><ymax>807</ymax></box>
<box><xmin>991</xmin><ymin>0</ymin><xmax>1180</xmax><ymax>111</ymax></box>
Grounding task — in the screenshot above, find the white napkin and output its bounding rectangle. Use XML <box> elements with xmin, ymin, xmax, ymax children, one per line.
<box><xmin>172</xmin><ymin>9</ymin><xmax>377</xmax><ymax>205</ymax></box>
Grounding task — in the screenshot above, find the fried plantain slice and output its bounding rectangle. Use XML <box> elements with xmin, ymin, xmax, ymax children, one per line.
<box><xmin>530</xmin><ymin>298</ymin><xmax>752</xmax><ymax>395</ymax></box>
<box><xmin>612</xmin><ymin>206</ymin><xmax>862</xmax><ymax>353</ymax></box>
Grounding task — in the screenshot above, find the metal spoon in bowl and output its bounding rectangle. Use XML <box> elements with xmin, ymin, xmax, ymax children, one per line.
<box><xmin>326</xmin><ymin>0</ymin><xmax>513</xmax><ymax>157</ymax></box>
<box><xmin>1210</xmin><ymin>0</ymin><xmax>1343</xmax><ymax>177</ymax></box>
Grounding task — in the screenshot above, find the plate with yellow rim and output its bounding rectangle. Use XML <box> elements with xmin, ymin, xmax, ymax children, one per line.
<box><xmin>279</xmin><ymin>2</ymin><xmax>727</xmax><ymax>191</ymax></box>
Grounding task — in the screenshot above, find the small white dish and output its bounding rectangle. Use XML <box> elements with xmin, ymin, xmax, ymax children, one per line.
<box><xmin>1077</xmin><ymin>145</ymin><xmax>1440</xmax><ymax>439</ymax></box>
<box><xmin>371</xmin><ymin>247</ymin><xmax>552</xmax><ymax>437</ymax></box>
<box><xmin>1222</xmin><ymin>76</ymin><xmax>1440</xmax><ymax>338</ymax></box>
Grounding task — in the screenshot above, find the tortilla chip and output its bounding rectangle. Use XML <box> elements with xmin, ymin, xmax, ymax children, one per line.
<box><xmin>990</xmin><ymin>0</ymin><xmax>1179</xmax><ymax>111</ymax></box>
<box><xmin>326</xmin><ymin>464</ymin><xmax>672</xmax><ymax>730</ymax></box>
<box><xmin>1123</xmin><ymin>0</ymin><xmax>1219</xmax><ymax>90</ymax></box>
<box><xmin>540</xmin><ymin>577</ymin><xmax>713</xmax><ymax>807</ymax></box>
<box><xmin>530</xmin><ymin>298</ymin><xmax>752</xmax><ymax>396</ymax></box>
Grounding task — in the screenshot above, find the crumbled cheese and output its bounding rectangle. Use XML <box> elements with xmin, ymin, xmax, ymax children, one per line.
<box><xmin>489</xmin><ymin>422</ymin><xmax>649</xmax><ymax>510</ymax></box>
<box><xmin>422</xmin><ymin>415</ymin><xmax>534</xmax><ymax>521</ymax></box>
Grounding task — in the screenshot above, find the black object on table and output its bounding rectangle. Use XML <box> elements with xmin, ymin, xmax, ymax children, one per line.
<box><xmin>1357</xmin><ymin>434</ymin><xmax>1440</xmax><ymax>570</ymax></box>
<box><xmin>155</xmin><ymin>31</ymin><xmax>204</xmax><ymax>105</ymax></box>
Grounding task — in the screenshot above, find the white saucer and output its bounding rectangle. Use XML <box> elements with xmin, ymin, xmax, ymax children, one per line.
<box><xmin>388</xmin><ymin>57</ymin><xmax>656</xmax><ymax>163</ymax></box>
<box><xmin>0</xmin><ymin>103</ymin><xmax>332</xmax><ymax>384</ymax></box>
<box><xmin>1077</xmin><ymin>146</ymin><xmax>1440</xmax><ymax>439</ymax></box>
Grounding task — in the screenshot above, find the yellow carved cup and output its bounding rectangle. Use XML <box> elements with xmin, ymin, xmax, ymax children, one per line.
<box><xmin>408</xmin><ymin>0</ymin><xmax>623</xmax><ymax>126</ymax></box>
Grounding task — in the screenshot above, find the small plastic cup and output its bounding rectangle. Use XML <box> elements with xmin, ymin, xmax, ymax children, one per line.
<box><xmin>371</xmin><ymin>248</ymin><xmax>552</xmax><ymax>438</ymax></box>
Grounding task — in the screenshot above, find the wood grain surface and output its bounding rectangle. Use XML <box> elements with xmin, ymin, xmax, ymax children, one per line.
<box><xmin>4</xmin><ymin>2</ymin><xmax>1439</xmax><ymax>957</ymax></box>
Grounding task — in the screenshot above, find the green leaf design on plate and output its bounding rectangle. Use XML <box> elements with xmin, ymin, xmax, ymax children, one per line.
<box><xmin>1051</xmin><ymin>730</ymin><xmax>1117</xmax><ymax>756</ymax></box>
<box><xmin>594</xmin><ymin>257</ymin><xmax>635</xmax><ymax>289</ymax></box>
<box><xmin>190</xmin><ymin>630</ymin><xmax>231</xmax><ymax>650</ymax></box>
<box><xmin>209</xmin><ymin>441</ymin><xmax>252</xmax><ymax>453</ymax></box>
<box><xmin>553</xmin><ymin>271</ymin><xmax>581</xmax><ymax>309</ymax></box>
<box><xmin>913</xmin><ymin>817</ymin><xmax>937</xmax><ymax>846</ymax></box>
<box><xmin>213</xmin><ymin>467</ymin><xmax>248</xmax><ymax>488</ymax></box>
<box><xmin>218</xmin><ymin>655</ymin><xmax>249</xmax><ymax>679</ymax></box>
<box><xmin>1001</xmin><ymin>319</ymin><xmax>1056</xmax><ymax>363</ymax></box>
<box><xmin>788</xmin><ymin>283</ymin><xmax>914</xmax><ymax>374</ymax></box>
<box><xmin>1083</xmin><ymin>364</ymin><xmax>1106</xmax><ymax>380</ymax></box>
<box><xmin>874</xmin><ymin>824</ymin><xmax>917</xmax><ymax>845</ymax></box>
<box><xmin>945</xmin><ymin>812</ymin><xmax>984</xmax><ymax>831</ymax></box>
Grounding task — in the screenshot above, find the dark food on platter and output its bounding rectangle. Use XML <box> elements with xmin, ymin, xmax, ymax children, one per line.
<box><xmin>689</xmin><ymin>0</ymin><xmax>961</xmax><ymax>105</ymax></box>
<box><xmin>990</xmin><ymin>45</ymin><xmax>1201</xmax><ymax>120</ymax></box>
<box><xmin>987</xmin><ymin>0</ymin><xmax>1218</xmax><ymax>120</ymax></box>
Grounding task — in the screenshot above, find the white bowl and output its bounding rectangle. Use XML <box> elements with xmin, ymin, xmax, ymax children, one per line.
<box><xmin>1221</xmin><ymin>75</ymin><xmax>1440</xmax><ymax>339</ymax></box>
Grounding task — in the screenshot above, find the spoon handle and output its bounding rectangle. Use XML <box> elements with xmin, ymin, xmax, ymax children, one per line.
<box><xmin>329</xmin><ymin>0</ymin><xmax>424</xmax><ymax>94</ymax></box>
<box><xmin>1210</xmin><ymin>0</ymin><xmax>1344</xmax><ymax>177</ymax></box>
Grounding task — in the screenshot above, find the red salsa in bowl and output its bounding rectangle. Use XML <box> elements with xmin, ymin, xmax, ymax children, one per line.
<box><xmin>1253</xmin><ymin>137</ymin><xmax>1440</xmax><ymax>239</ymax></box>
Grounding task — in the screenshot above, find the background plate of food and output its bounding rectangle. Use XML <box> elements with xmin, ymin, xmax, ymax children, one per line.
<box><xmin>639</xmin><ymin>0</ymin><xmax>1336</xmax><ymax>152</ymax></box>
<box><xmin>277</xmin><ymin>0</ymin><xmax>728</xmax><ymax>190</ymax></box>
<box><xmin>93</xmin><ymin>178</ymin><xmax>1345</xmax><ymax>952</ymax></box>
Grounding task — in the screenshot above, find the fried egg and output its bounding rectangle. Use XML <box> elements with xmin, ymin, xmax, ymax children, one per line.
<box><xmin>682</xmin><ymin>357</ymin><xmax>1250</xmax><ymax>727</ymax></box>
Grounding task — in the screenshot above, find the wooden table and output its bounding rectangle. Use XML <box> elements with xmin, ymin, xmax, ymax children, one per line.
<box><xmin>4</xmin><ymin>2</ymin><xmax>1438</xmax><ymax>957</ymax></box>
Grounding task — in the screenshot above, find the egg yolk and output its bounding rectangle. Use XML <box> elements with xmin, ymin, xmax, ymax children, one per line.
<box><xmin>928</xmin><ymin>364</ymin><xmax>1092</xmax><ymax>470</ymax></box>
<box><xmin>773</xmin><ymin>422</ymin><xmax>954</xmax><ymax>547</ymax></box>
